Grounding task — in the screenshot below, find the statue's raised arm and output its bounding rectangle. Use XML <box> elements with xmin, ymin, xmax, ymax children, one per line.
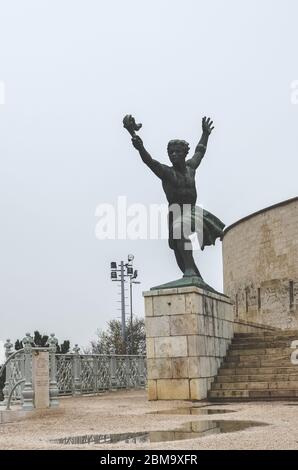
<box><xmin>123</xmin><ymin>114</ymin><xmax>168</xmax><ymax>180</ymax></box>
<box><xmin>187</xmin><ymin>117</ymin><xmax>214</xmax><ymax>170</ymax></box>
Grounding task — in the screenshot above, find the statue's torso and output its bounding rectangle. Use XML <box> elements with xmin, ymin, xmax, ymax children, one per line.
<box><xmin>162</xmin><ymin>164</ymin><xmax>197</xmax><ymax>206</ymax></box>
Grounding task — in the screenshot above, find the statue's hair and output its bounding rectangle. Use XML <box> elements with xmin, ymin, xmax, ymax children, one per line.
<box><xmin>167</xmin><ymin>139</ymin><xmax>190</xmax><ymax>156</ymax></box>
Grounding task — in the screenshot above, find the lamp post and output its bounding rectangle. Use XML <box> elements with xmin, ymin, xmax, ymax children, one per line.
<box><xmin>110</xmin><ymin>255</ymin><xmax>140</xmax><ymax>350</ymax></box>
<box><xmin>129</xmin><ymin>270</ymin><xmax>141</xmax><ymax>355</ymax></box>
<box><xmin>129</xmin><ymin>270</ymin><xmax>141</xmax><ymax>325</ymax></box>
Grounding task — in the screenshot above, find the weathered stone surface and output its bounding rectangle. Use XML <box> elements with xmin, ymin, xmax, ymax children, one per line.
<box><xmin>170</xmin><ymin>314</ymin><xmax>198</xmax><ymax>336</ymax></box>
<box><xmin>147</xmin><ymin>358</ymin><xmax>172</xmax><ymax>379</ymax></box>
<box><xmin>203</xmin><ymin>296</ymin><xmax>215</xmax><ymax>317</ymax></box>
<box><xmin>199</xmin><ymin>357</ymin><xmax>212</xmax><ymax>377</ymax></box>
<box><xmin>188</xmin><ymin>357</ymin><xmax>200</xmax><ymax>378</ymax></box>
<box><xmin>154</xmin><ymin>336</ymin><xmax>188</xmax><ymax>358</ymax></box>
<box><xmin>187</xmin><ymin>335</ymin><xmax>206</xmax><ymax>356</ymax></box>
<box><xmin>153</xmin><ymin>293</ymin><xmax>185</xmax><ymax>316</ymax></box>
<box><xmin>185</xmin><ymin>293</ymin><xmax>203</xmax><ymax>314</ymax></box>
<box><xmin>188</xmin><ymin>356</ymin><xmax>214</xmax><ymax>378</ymax></box>
<box><xmin>146</xmin><ymin>316</ymin><xmax>170</xmax><ymax>337</ymax></box>
<box><xmin>157</xmin><ymin>379</ymin><xmax>190</xmax><ymax>400</ymax></box>
<box><xmin>197</xmin><ymin>314</ymin><xmax>205</xmax><ymax>334</ymax></box>
<box><xmin>172</xmin><ymin>358</ymin><xmax>189</xmax><ymax>378</ymax></box>
<box><xmin>144</xmin><ymin>297</ymin><xmax>153</xmax><ymax>317</ymax></box>
<box><xmin>157</xmin><ymin>288</ymin><xmax>178</xmax><ymax>296</ymax></box>
<box><xmin>205</xmin><ymin>336</ymin><xmax>215</xmax><ymax>356</ymax></box>
<box><xmin>147</xmin><ymin>380</ymin><xmax>157</xmax><ymax>400</ymax></box>
<box><xmin>223</xmin><ymin>197</ymin><xmax>298</xmax><ymax>329</ymax></box>
<box><xmin>32</xmin><ymin>352</ymin><xmax>49</xmax><ymax>409</ymax></box>
<box><xmin>219</xmin><ymin>319</ymin><xmax>225</xmax><ymax>338</ymax></box>
<box><xmin>144</xmin><ymin>286</ymin><xmax>234</xmax><ymax>400</ymax></box>
<box><xmin>205</xmin><ymin>316</ymin><xmax>215</xmax><ymax>336</ymax></box>
<box><xmin>219</xmin><ymin>340</ymin><xmax>228</xmax><ymax>357</ymax></box>
<box><xmin>190</xmin><ymin>378</ymin><xmax>208</xmax><ymax>400</ymax></box>
<box><xmin>146</xmin><ymin>338</ymin><xmax>155</xmax><ymax>359</ymax></box>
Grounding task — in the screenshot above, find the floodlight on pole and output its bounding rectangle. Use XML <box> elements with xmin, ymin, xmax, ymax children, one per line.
<box><xmin>110</xmin><ymin>255</ymin><xmax>140</xmax><ymax>352</ymax></box>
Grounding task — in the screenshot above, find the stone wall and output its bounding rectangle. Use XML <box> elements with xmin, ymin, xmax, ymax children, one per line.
<box><xmin>144</xmin><ymin>286</ymin><xmax>234</xmax><ymax>400</ymax></box>
<box><xmin>223</xmin><ymin>197</ymin><xmax>298</xmax><ymax>329</ymax></box>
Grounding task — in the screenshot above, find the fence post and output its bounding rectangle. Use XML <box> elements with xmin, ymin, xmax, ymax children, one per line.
<box><xmin>110</xmin><ymin>346</ymin><xmax>117</xmax><ymax>390</ymax></box>
<box><xmin>138</xmin><ymin>346</ymin><xmax>145</xmax><ymax>387</ymax></box>
<box><xmin>22</xmin><ymin>334</ymin><xmax>34</xmax><ymax>411</ymax></box>
<box><xmin>1</xmin><ymin>339</ymin><xmax>13</xmax><ymax>407</ymax></box>
<box><xmin>47</xmin><ymin>333</ymin><xmax>59</xmax><ymax>408</ymax></box>
<box><xmin>126</xmin><ymin>355</ymin><xmax>130</xmax><ymax>388</ymax></box>
<box><xmin>93</xmin><ymin>355</ymin><xmax>98</xmax><ymax>393</ymax></box>
<box><xmin>72</xmin><ymin>344</ymin><xmax>81</xmax><ymax>396</ymax></box>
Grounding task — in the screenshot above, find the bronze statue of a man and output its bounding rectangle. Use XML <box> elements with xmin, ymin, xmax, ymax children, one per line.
<box><xmin>123</xmin><ymin>115</ymin><xmax>225</xmax><ymax>291</ymax></box>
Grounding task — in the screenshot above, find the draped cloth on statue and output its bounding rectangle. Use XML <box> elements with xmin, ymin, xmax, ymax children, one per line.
<box><xmin>168</xmin><ymin>205</ymin><xmax>225</xmax><ymax>251</ymax></box>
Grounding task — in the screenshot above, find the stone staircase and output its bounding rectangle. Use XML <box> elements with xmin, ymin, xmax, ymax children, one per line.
<box><xmin>208</xmin><ymin>330</ymin><xmax>298</xmax><ymax>400</ymax></box>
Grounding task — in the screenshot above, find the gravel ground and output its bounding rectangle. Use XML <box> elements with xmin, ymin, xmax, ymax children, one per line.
<box><xmin>0</xmin><ymin>390</ymin><xmax>298</xmax><ymax>450</ymax></box>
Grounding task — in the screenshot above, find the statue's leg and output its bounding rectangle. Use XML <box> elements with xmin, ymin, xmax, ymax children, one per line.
<box><xmin>175</xmin><ymin>239</ymin><xmax>202</xmax><ymax>278</ymax></box>
<box><xmin>169</xmin><ymin>228</ymin><xmax>185</xmax><ymax>274</ymax></box>
<box><xmin>169</xmin><ymin>214</ymin><xmax>202</xmax><ymax>278</ymax></box>
<box><xmin>173</xmin><ymin>248</ymin><xmax>185</xmax><ymax>274</ymax></box>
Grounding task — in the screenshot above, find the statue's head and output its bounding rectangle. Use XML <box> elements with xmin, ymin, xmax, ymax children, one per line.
<box><xmin>167</xmin><ymin>140</ymin><xmax>190</xmax><ymax>166</ymax></box>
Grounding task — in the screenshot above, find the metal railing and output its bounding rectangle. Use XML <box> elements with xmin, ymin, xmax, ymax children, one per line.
<box><xmin>0</xmin><ymin>334</ymin><xmax>59</xmax><ymax>410</ymax></box>
<box><xmin>56</xmin><ymin>350</ymin><xmax>146</xmax><ymax>396</ymax></box>
<box><xmin>0</xmin><ymin>337</ymin><xmax>147</xmax><ymax>410</ymax></box>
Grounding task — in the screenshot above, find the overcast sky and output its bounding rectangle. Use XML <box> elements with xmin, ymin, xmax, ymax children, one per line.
<box><xmin>0</xmin><ymin>0</ymin><xmax>297</xmax><ymax>349</ymax></box>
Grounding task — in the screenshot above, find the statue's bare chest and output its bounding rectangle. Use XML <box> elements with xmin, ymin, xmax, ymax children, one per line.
<box><xmin>162</xmin><ymin>166</ymin><xmax>197</xmax><ymax>204</ymax></box>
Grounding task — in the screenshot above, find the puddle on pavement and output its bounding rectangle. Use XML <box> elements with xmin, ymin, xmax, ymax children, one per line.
<box><xmin>148</xmin><ymin>408</ymin><xmax>236</xmax><ymax>415</ymax></box>
<box><xmin>52</xmin><ymin>420</ymin><xmax>267</xmax><ymax>445</ymax></box>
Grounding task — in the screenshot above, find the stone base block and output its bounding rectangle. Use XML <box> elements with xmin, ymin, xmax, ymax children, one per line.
<box><xmin>144</xmin><ymin>286</ymin><xmax>233</xmax><ymax>400</ymax></box>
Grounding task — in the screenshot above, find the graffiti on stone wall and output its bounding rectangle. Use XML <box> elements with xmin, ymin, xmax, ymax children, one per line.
<box><xmin>231</xmin><ymin>279</ymin><xmax>297</xmax><ymax>327</ymax></box>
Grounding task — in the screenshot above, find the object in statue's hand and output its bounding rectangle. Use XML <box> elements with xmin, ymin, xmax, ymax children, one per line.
<box><xmin>123</xmin><ymin>114</ymin><xmax>142</xmax><ymax>137</ymax></box>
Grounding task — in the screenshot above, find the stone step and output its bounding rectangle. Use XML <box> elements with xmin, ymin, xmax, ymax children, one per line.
<box><xmin>231</xmin><ymin>342</ymin><xmax>298</xmax><ymax>350</ymax></box>
<box><xmin>224</xmin><ymin>361</ymin><xmax>294</xmax><ymax>368</ymax></box>
<box><xmin>230</xmin><ymin>341</ymin><xmax>296</xmax><ymax>349</ymax></box>
<box><xmin>208</xmin><ymin>389</ymin><xmax>298</xmax><ymax>400</ymax></box>
<box><xmin>216</xmin><ymin>373</ymin><xmax>298</xmax><ymax>383</ymax></box>
<box><xmin>219</xmin><ymin>366</ymin><xmax>298</xmax><ymax>375</ymax></box>
<box><xmin>213</xmin><ymin>381</ymin><xmax>298</xmax><ymax>390</ymax></box>
<box><xmin>235</xmin><ymin>330</ymin><xmax>298</xmax><ymax>337</ymax></box>
<box><xmin>225</xmin><ymin>352</ymin><xmax>293</xmax><ymax>364</ymax></box>
<box><xmin>209</xmin><ymin>390</ymin><xmax>250</xmax><ymax>399</ymax></box>
<box><xmin>228</xmin><ymin>347</ymin><xmax>293</xmax><ymax>356</ymax></box>
<box><xmin>231</xmin><ymin>340</ymin><xmax>298</xmax><ymax>348</ymax></box>
<box><xmin>222</xmin><ymin>361</ymin><xmax>298</xmax><ymax>369</ymax></box>
<box><xmin>209</xmin><ymin>330</ymin><xmax>298</xmax><ymax>401</ymax></box>
<box><xmin>233</xmin><ymin>332</ymin><xmax>298</xmax><ymax>342</ymax></box>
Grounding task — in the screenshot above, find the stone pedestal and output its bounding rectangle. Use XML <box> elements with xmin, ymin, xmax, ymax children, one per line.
<box><xmin>144</xmin><ymin>286</ymin><xmax>234</xmax><ymax>400</ymax></box>
<box><xmin>32</xmin><ymin>351</ymin><xmax>50</xmax><ymax>409</ymax></box>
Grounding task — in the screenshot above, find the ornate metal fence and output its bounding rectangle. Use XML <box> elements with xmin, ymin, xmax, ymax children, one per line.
<box><xmin>56</xmin><ymin>355</ymin><xmax>74</xmax><ymax>395</ymax></box>
<box><xmin>1</xmin><ymin>337</ymin><xmax>147</xmax><ymax>409</ymax></box>
<box><xmin>5</xmin><ymin>348</ymin><xmax>25</xmax><ymax>403</ymax></box>
<box><xmin>56</xmin><ymin>352</ymin><xmax>146</xmax><ymax>395</ymax></box>
<box><xmin>1</xmin><ymin>346</ymin><xmax>26</xmax><ymax>406</ymax></box>
<box><xmin>0</xmin><ymin>334</ymin><xmax>59</xmax><ymax>410</ymax></box>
